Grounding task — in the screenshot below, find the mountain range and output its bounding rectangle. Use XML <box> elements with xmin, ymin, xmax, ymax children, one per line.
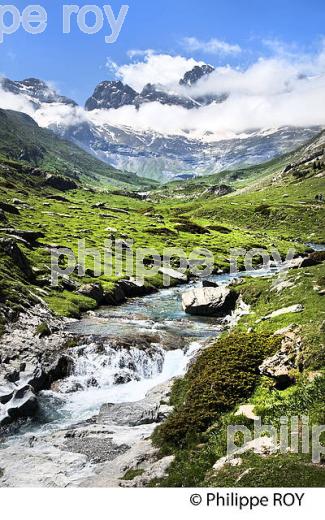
<box><xmin>0</xmin><ymin>65</ymin><xmax>322</xmax><ymax>182</ymax></box>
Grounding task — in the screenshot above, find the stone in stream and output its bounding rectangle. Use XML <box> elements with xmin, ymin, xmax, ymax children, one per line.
<box><xmin>182</xmin><ymin>286</ymin><xmax>238</xmax><ymax>317</ymax></box>
<box><xmin>202</xmin><ymin>280</ymin><xmax>219</xmax><ymax>288</ymax></box>
<box><xmin>98</xmin><ymin>381</ymin><xmax>173</xmax><ymax>427</ymax></box>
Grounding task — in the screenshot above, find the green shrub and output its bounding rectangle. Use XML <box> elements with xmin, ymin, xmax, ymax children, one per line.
<box><xmin>35</xmin><ymin>322</ymin><xmax>51</xmax><ymax>338</ymax></box>
<box><xmin>153</xmin><ymin>332</ymin><xmax>281</xmax><ymax>450</ymax></box>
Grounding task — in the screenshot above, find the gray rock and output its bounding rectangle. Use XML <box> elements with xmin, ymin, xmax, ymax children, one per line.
<box><xmin>300</xmin><ymin>251</ymin><xmax>325</xmax><ymax>267</ymax></box>
<box><xmin>259</xmin><ymin>330</ymin><xmax>302</xmax><ymax>389</ymax></box>
<box><xmin>98</xmin><ymin>381</ymin><xmax>173</xmax><ymax>427</ymax></box>
<box><xmin>118</xmin><ymin>279</ymin><xmax>157</xmax><ymax>298</ymax></box>
<box><xmin>182</xmin><ymin>286</ymin><xmax>238</xmax><ymax>316</ymax></box>
<box><xmin>103</xmin><ymin>285</ymin><xmax>126</xmax><ymax>305</ymax></box>
<box><xmin>258</xmin><ymin>304</ymin><xmax>304</xmax><ymax>322</ymax></box>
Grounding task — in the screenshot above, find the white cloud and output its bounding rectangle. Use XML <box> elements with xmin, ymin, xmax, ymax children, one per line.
<box><xmin>95</xmin><ymin>45</ymin><xmax>325</xmax><ymax>137</ymax></box>
<box><xmin>108</xmin><ymin>51</ymin><xmax>202</xmax><ymax>92</ymax></box>
<box><xmin>126</xmin><ymin>49</ymin><xmax>155</xmax><ymax>58</ymax></box>
<box><xmin>0</xmin><ymin>85</ymin><xmax>35</xmax><ymax>117</ymax></box>
<box><xmin>1</xmin><ymin>42</ymin><xmax>325</xmax><ymax>142</ymax></box>
<box><xmin>181</xmin><ymin>36</ymin><xmax>242</xmax><ymax>55</ymax></box>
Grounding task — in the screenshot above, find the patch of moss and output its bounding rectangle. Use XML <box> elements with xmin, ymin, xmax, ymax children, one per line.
<box><xmin>45</xmin><ymin>291</ymin><xmax>97</xmax><ymax>318</ymax></box>
<box><xmin>121</xmin><ymin>468</ymin><xmax>145</xmax><ymax>480</ymax></box>
<box><xmin>206</xmin><ymin>452</ymin><xmax>325</xmax><ymax>487</ymax></box>
<box><xmin>35</xmin><ymin>322</ymin><xmax>51</xmax><ymax>338</ymax></box>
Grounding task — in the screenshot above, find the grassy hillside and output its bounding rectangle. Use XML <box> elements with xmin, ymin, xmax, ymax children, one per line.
<box><xmin>0</xmin><ymin>109</ymin><xmax>156</xmax><ymax>189</ymax></box>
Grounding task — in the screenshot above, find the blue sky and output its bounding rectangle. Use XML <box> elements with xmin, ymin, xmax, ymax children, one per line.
<box><xmin>1</xmin><ymin>0</ymin><xmax>325</xmax><ymax>103</ymax></box>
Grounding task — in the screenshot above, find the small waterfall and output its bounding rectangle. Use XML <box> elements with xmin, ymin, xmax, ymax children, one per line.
<box><xmin>37</xmin><ymin>340</ymin><xmax>202</xmax><ymax>426</ymax></box>
<box><xmin>58</xmin><ymin>342</ymin><xmax>165</xmax><ymax>394</ymax></box>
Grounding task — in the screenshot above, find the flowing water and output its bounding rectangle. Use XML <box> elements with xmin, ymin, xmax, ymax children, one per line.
<box><xmin>8</xmin><ymin>244</ymin><xmax>325</xmax><ymax>441</ymax></box>
<box><xmin>24</xmin><ymin>266</ymin><xmax>281</xmax><ymax>436</ymax></box>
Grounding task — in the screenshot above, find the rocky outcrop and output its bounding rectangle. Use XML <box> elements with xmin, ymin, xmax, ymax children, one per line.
<box><xmin>259</xmin><ymin>328</ymin><xmax>303</xmax><ymax>389</ymax></box>
<box><xmin>213</xmin><ymin>437</ymin><xmax>277</xmax><ymax>473</ymax></box>
<box><xmin>77</xmin><ymin>283</ymin><xmax>104</xmax><ymax>304</ymax></box>
<box><xmin>0</xmin><ymin>354</ymin><xmax>74</xmax><ymax>426</ymax></box>
<box><xmin>118</xmin><ymin>279</ymin><xmax>157</xmax><ymax>298</ymax></box>
<box><xmin>300</xmin><ymin>251</ymin><xmax>325</xmax><ymax>267</ymax></box>
<box><xmin>0</xmin><ymin>201</ymin><xmax>20</xmax><ymax>215</ymax></box>
<box><xmin>0</xmin><ymin>305</ymin><xmax>76</xmax><ymax>428</ymax></box>
<box><xmin>182</xmin><ymin>286</ymin><xmax>238</xmax><ymax>316</ymax></box>
<box><xmin>0</xmin><ymin>228</ymin><xmax>45</xmax><ymax>245</ymax></box>
<box><xmin>43</xmin><ymin>175</ymin><xmax>78</xmax><ymax>191</ymax></box>
<box><xmin>0</xmin><ymin>237</ymin><xmax>33</xmax><ymax>278</ymax></box>
<box><xmin>103</xmin><ymin>285</ymin><xmax>126</xmax><ymax>305</ymax></box>
<box><xmin>0</xmin><ymin>385</ymin><xmax>38</xmax><ymax>426</ymax></box>
<box><xmin>203</xmin><ymin>184</ymin><xmax>233</xmax><ymax>197</ymax></box>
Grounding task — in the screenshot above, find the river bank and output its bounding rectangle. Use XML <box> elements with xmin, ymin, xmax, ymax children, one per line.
<box><xmin>0</xmin><ymin>246</ymin><xmax>324</xmax><ymax>487</ymax></box>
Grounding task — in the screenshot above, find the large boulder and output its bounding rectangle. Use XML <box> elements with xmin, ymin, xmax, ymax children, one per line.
<box><xmin>182</xmin><ymin>286</ymin><xmax>238</xmax><ymax>316</ymax></box>
<box><xmin>98</xmin><ymin>381</ymin><xmax>173</xmax><ymax>427</ymax></box>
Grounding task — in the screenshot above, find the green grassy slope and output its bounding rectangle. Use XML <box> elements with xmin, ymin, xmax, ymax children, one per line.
<box><xmin>0</xmin><ymin>109</ymin><xmax>156</xmax><ymax>189</ymax></box>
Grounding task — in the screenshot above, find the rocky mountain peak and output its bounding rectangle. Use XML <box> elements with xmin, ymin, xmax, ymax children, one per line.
<box><xmin>85</xmin><ymin>80</ymin><xmax>138</xmax><ymax>111</ymax></box>
<box><xmin>134</xmin><ymin>83</ymin><xmax>199</xmax><ymax>109</ymax></box>
<box><xmin>180</xmin><ymin>64</ymin><xmax>215</xmax><ymax>87</ymax></box>
<box><xmin>1</xmin><ymin>77</ymin><xmax>77</xmax><ymax>108</ymax></box>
